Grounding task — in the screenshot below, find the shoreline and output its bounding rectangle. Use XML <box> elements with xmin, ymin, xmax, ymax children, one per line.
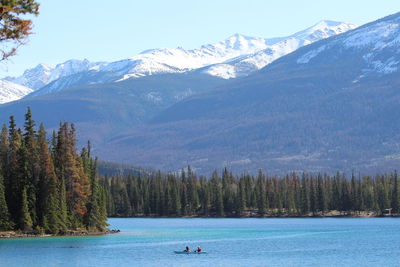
<box><xmin>0</xmin><ymin>229</ymin><xmax>120</xmax><ymax>239</ymax></box>
<box><xmin>109</xmin><ymin>210</ymin><xmax>397</xmax><ymax>218</ymax></box>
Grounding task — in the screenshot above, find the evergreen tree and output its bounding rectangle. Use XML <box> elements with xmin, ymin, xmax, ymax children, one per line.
<box><xmin>300</xmin><ymin>175</ymin><xmax>310</xmax><ymax>215</ymax></box>
<box><xmin>23</xmin><ymin>108</ymin><xmax>39</xmax><ymax>227</ymax></box>
<box><xmin>19</xmin><ymin>187</ymin><xmax>33</xmax><ymax>231</ymax></box>
<box><xmin>350</xmin><ymin>174</ymin><xmax>358</xmax><ymax>212</ymax></box>
<box><xmin>0</xmin><ymin>168</ymin><xmax>13</xmax><ymax>230</ymax></box>
<box><xmin>341</xmin><ymin>179</ymin><xmax>352</xmax><ymax>214</ymax></box>
<box><xmin>58</xmin><ymin>176</ymin><xmax>69</xmax><ymax>229</ymax></box>
<box><xmin>97</xmin><ymin>186</ymin><xmax>109</xmax><ymax>230</ymax></box>
<box><xmin>309</xmin><ymin>179</ymin><xmax>317</xmax><ymax>216</ymax></box>
<box><xmin>211</xmin><ymin>171</ymin><xmax>224</xmax><ymax>216</ymax></box>
<box><xmin>286</xmin><ymin>174</ymin><xmax>296</xmax><ymax>215</ymax></box>
<box><xmin>37</xmin><ymin>124</ymin><xmax>64</xmax><ymax>233</ymax></box>
<box><xmin>331</xmin><ymin>174</ymin><xmax>341</xmax><ymax>211</ymax></box>
<box><xmin>391</xmin><ymin>171</ymin><xmax>399</xmax><ymax>214</ymax></box>
<box><xmin>317</xmin><ymin>175</ymin><xmax>326</xmax><ymax>214</ymax></box>
<box><xmin>237</xmin><ymin>178</ymin><xmax>246</xmax><ymax>216</ymax></box>
<box><xmin>8</xmin><ymin>116</ymin><xmax>23</xmax><ymax>224</ymax></box>
<box><xmin>180</xmin><ymin>169</ymin><xmax>189</xmax><ymax>216</ymax></box>
<box><xmin>187</xmin><ymin>167</ymin><xmax>199</xmax><ymax>215</ymax></box>
<box><xmin>0</xmin><ymin>125</ymin><xmax>8</xmax><ymax>174</ymax></box>
<box><xmin>362</xmin><ymin>176</ymin><xmax>374</xmax><ymax>211</ymax></box>
<box><xmin>256</xmin><ymin>170</ymin><xmax>266</xmax><ymax>216</ymax></box>
<box><xmin>200</xmin><ymin>177</ymin><xmax>210</xmax><ymax>215</ymax></box>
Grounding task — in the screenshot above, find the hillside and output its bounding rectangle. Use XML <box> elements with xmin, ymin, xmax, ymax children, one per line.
<box><xmin>95</xmin><ymin>12</ymin><xmax>400</xmax><ymax>174</ymax></box>
<box><xmin>0</xmin><ymin>73</ymin><xmax>228</xmax><ymax>145</ymax></box>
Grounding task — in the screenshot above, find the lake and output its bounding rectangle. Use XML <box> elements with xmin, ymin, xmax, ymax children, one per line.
<box><xmin>0</xmin><ymin>218</ymin><xmax>399</xmax><ymax>266</ymax></box>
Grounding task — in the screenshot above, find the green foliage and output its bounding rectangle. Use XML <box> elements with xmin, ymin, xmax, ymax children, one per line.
<box><xmin>0</xmin><ymin>169</ymin><xmax>13</xmax><ymax>230</ymax></box>
<box><xmin>391</xmin><ymin>171</ymin><xmax>399</xmax><ymax>214</ymax></box>
<box><xmin>102</xmin><ymin>168</ymin><xmax>400</xmax><ymax>218</ymax></box>
<box><xmin>0</xmin><ymin>109</ymin><xmax>108</xmax><ymax>234</ymax></box>
<box><xmin>19</xmin><ymin>187</ymin><xmax>32</xmax><ymax>231</ymax></box>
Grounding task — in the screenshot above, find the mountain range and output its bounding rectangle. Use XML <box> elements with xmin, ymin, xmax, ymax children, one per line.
<box><xmin>1</xmin><ymin>13</ymin><xmax>399</xmax><ymax>174</ymax></box>
<box><xmin>104</xmin><ymin>12</ymin><xmax>399</xmax><ymax>174</ymax></box>
<box><xmin>1</xmin><ymin>20</ymin><xmax>355</xmax><ymax>102</ymax></box>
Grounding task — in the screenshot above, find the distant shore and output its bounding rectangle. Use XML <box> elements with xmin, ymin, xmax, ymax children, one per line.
<box><xmin>109</xmin><ymin>210</ymin><xmax>397</xmax><ymax>218</ymax></box>
<box><xmin>0</xmin><ymin>229</ymin><xmax>120</xmax><ymax>239</ymax></box>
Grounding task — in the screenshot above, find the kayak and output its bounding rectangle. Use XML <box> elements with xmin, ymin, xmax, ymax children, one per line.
<box><xmin>174</xmin><ymin>251</ymin><xmax>207</xmax><ymax>254</ymax></box>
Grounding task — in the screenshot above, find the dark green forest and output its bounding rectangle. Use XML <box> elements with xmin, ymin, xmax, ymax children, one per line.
<box><xmin>1</xmin><ymin>110</ymin><xmax>400</xmax><ymax>236</ymax></box>
<box><xmin>101</xmin><ymin>168</ymin><xmax>400</xmax><ymax>217</ymax></box>
<box><xmin>0</xmin><ymin>109</ymin><xmax>107</xmax><ymax>234</ymax></box>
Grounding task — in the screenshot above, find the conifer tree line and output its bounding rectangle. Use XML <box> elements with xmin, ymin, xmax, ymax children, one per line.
<box><xmin>0</xmin><ymin>109</ymin><xmax>107</xmax><ymax>233</ymax></box>
<box><xmin>101</xmin><ymin>168</ymin><xmax>400</xmax><ymax>217</ymax></box>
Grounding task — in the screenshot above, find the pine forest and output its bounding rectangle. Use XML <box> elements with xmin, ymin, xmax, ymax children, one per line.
<box><xmin>0</xmin><ymin>109</ymin><xmax>108</xmax><ymax>234</ymax></box>
<box><xmin>1</xmin><ymin>110</ymin><xmax>400</xmax><ymax>236</ymax></box>
<box><xmin>102</xmin><ymin>168</ymin><xmax>400</xmax><ymax>218</ymax></box>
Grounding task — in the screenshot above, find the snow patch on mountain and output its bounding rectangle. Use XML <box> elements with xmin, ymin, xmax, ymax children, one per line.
<box><xmin>4</xmin><ymin>63</ymin><xmax>52</xmax><ymax>90</ymax></box>
<box><xmin>297</xmin><ymin>13</ymin><xmax>400</xmax><ymax>79</ymax></box>
<box><xmin>115</xmin><ymin>34</ymin><xmax>271</xmax><ymax>81</ymax></box>
<box><xmin>174</xmin><ymin>88</ymin><xmax>193</xmax><ymax>101</ymax></box>
<box><xmin>344</xmin><ymin>22</ymin><xmax>399</xmax><ymax>49</ymax></box>
<box><xmin>297</xmin><ymin>45</ymin><xmax>327</xmax><ymax>64</ymax></box>
<box><xmin>371</xmin><ymin>58</ymin><xmax>399</xmax><ymax>74</ymax></box>
<box><xmin>363</xmin><ymin>54</ymin><xmax>399</xmax><ymax>74</ymax></box>
<box><xmin>49</xmin><ymin>59</ymin><xmax>104</xmax><ymax>82</ymax></box>
<box><xmin>0</xmin><ymin>80</ymin><xmax>33</xmax><ymax>104</ymax></box>
<box><xmin>144</xmin><ymin>92</ymin><xmax>163</xmax><ymax>103</ymax></box>
<box><xmin>204</xmin><ymin>21</ymin><xmax>356</xmax><ymax>78</ymax></box>
<box><xmin>205</xmin><ymin>64</ymin><xmax>237</xmax><ymax>79</ymax></box>
<box><xmin>114</xmin><ymin>60</ymin><xmax>186</xmax><ymax>81</ymax></box>
<box><xmin>6</xmin><ymin>59</ymin><xmax>105</xmax><ymax>90</ymax></box>
<box><xmin>292</xmin><ymin>20</ymin><xmax>355</xmax><ymax>42</ymax></box>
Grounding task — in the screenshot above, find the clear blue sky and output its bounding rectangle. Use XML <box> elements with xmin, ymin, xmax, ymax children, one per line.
<box><xmin>1</xmin><ymin>0</ymin><xmax>400</xmax><ymax>77</ymax></box>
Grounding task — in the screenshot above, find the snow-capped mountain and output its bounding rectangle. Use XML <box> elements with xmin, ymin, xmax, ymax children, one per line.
<box><xmin>296</xmin><ymin>15</ymin><xmax>400</xmax><ymax>78</ymax></box>
<box><xmin>0</xmin><ymin>80</ymin><xmax>33</xmax><ymax>104</ymax></box>
<box><xmin>87</xmin><ymin>21</ymin><xmax>356</xmax><ymax>81</ymax></box>
<box><xmin>2</xmin><ymin>20</ymin><xmax>355</xmax><ymax>99</ymax></box>
<box><xmin>4</xmin><ymin>59</ymin><xmax>105</xmax><ymax>90</ymax></box>
<box><xmin>47</xmin><ymin>59</ymin><xmax>106</xmax><ymax>83</ymax></box>
<box><xmin>3</xmin><ymin>34</ymin><xmax>273</xmax><ymax>93</ymax></box>
<box><xmin>203</xmin><ymin>20</ymin><xmax>356</xmax><ymax>78</ymax></box>
<box><xmin>95</xmin><ymin>34</ymin><xmax>274</xmax><ymax>82</ymax></box>
<box><xmin>5</xmin><ymin>63</ymin><xmax>52</xmax><ymax>90</ymax></box>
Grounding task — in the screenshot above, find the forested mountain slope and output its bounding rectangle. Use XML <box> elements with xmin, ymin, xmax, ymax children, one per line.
<box><xmin>97</xmin><ymin>12</ymin><xmax>400</xmax><ymax>174</ymax></box>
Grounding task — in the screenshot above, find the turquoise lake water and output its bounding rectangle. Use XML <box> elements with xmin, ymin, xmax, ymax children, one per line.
<box><xmin>1</xmin><ymin>218</ymin><xmax>400</xmax><ymax>266</ymax></box>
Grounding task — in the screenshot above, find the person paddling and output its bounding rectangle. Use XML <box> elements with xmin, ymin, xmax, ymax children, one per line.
<box><xmin>185</xmin><ymin>246</ymin><xmax>190</xmax><ymax>252</ymax></box>
<box><xmin>195</xmin><ymin>247</ymin><xmax>202</xmax><ymax>253</ymax></box>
